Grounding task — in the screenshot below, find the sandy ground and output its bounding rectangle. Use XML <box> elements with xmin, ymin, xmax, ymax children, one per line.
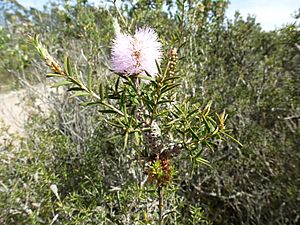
<box><xmin>0</xmin><ymin>88</ymin><xmax>27</xmax><ymax>135</ymax></box>
<box><xmin>0</xmin><ymin>84</ymin><xmax>62</xmax><ymax>143</ymax></box>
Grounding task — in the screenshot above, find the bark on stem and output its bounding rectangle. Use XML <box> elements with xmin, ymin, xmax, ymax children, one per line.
<box><xmin>158</xmin><ymin>185</ymin><xmax>163</xmax><ymax>225</ymax></box>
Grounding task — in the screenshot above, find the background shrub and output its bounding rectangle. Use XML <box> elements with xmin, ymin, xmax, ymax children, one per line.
<box><xmin>0</xmin><ymin>0</ymin><xmax>299</xmax><ymax>224</ymax></box>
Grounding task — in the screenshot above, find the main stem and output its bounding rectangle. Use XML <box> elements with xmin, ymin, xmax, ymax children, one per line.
<box><xmin>158</xmin><ymin>185</ymin><xmax>163</xmax><ymax>225</ymax></box>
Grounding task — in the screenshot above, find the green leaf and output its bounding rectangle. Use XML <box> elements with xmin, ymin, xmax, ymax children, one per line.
<box><xmin>164</xmin><ymin>76</ymin><xmax>181</xmax><ymax>82</ymax></box>
<box><xmin>123</xmin><ymin>132</ymin><xmax>129</xmax><ymax>150</ymax></box>
<box><xmin>136</xmin><ymin>74</ymin><xmax>156</xmax><ymax>81</ymax></box>
<box><xmin>74</xmin><ymin>64</ymin><xmax>79</xmax><ymax>78</ymax></box>
<box><xmin>134</xmin><ymin>131</ymin><xmax>140</xmax><ymax>145</ymax></box>
<box><xmin>207</xmin><ymin>116</ymin><xmax>217</xmax><ymax>126</ymax></box>
<box><xmin>189</xmin><ymin>127</ymin><xmax>199</xmax><ymax>140</ymax></box>
<box><xmin>98</xmin><ymin>109</ymin><xmax>118</xmax><ymax>114</ymax></box>
<box><xmin>105</xmin><ymin>120</ymin><xmax>124</xmax><ymax>128</ymax></box>
<box><xmin>167</xmin><ymin>118</ymin><xmax>180</xmax><ymax>126</ymax></box>
<box><xmin>161</xmin><ymin>83</ymin><xmax>181</xmax><ymax>94</ymax></box>
<box><xmin>174</xmin><ymin>104</ymin><xmax>183</xmax><ymax>114</ymax></box>
<box><xmin>67</xmin><ymin>87</ymin><xmax>85</xmax><ymax>92</ymax></box>
<box><xmin>157</xmin><ymin>100</ymin><xmax>174</xmax><ymax>104</ymax></box>
<box><xmin>196</xmin><ymin>157</ymin><xmax>211</xmax><ymax>167</ymax></box>
<box><xmin>175</xmin><ymin>127</ymin><xmax>184</xmax><ymax>135</ymax></box>
<box><xmin>203</xmin><ymin>100</ymin><xmax>212</xmax><ymax>116</ymax></box>
<box><xmin>98</xmin><ymin>83</ymin><xmax>104</xmax><ymax>101</ymax></box>
<box><xmin>211</xmin><ymin>126</ymin><xmax>219</xmax><ymax>136</ymax></box>
<box><xmin>176</xmin><ymin>14</ymin><xmax>182</xmax><ymax>24</ymax></box>
<box><xmin>222</xmin><ymin>132</ymin><xmax>243</xmax><ymax>146</ymax></box>
<box><xmin>115</xmin><ymin>76</ymin><xmax>120</xmax><ymax>92</ymax></box>
<box><xmin>81</xmin><ymin>101</ymin><xmax>102</xmax><ymax>106</ymax></box>
<box><xmin>187</xmin><ymin>109</ymin><xmax>199</xmax><ymax>117</ymax></box>
<box><xmin>122</xmin><ymin>104</ymin><xmax>128</xmax><ymax>123</ymax></box>
<box><xmin>203</xmin><ymin>116</ymin><xmax>213</xmax><ymax>132</ymax></box>
<box><xmin>171</xmin><ymin>111</ymin><xmax>180</xmax><ymax>118</ymax></box>
<box><xmin>64</xmin><ymin>55</ymin><xmax>72</xmax><ymax>77</ymax></box>
<box><xmin>155</xmin><ymin>59</ymin><xmax>162</xmax><ymax>75</ymax></box>
<box><xmin>51</xmin><ymin>80</ymin><xmax>73</xmax><ymax>88</ymax></box>
<box><xmin>126</xmin><ymin>77</ymin><xmax>139</xmax><ymax>94</ymax></box>
<box><xmin>107</xmin><ymin>94</ymin><xmax>120</xmax><ymax>100</ymax></box>
<box><xmin>47</xmin><ymin>73</ymin><xmax>63</xmax><ymax>78</ymax></box>
<box><xmin>202</xmin><ymin>140</ymin><xmax>214</xmax><ymax>152</ymax></box>
<box><xmin>70</xmin><ymin>91</ymin><xmax>90</xmax><ymax>98</ymax></box>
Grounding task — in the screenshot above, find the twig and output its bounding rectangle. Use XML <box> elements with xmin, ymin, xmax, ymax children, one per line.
<box><xmin>158</xmin><ymin>185</ymin><xmax>163</xmax><ymax>225</ymax></box>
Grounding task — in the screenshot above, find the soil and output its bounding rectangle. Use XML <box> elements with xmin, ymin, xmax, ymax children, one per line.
<box><xmin>0</xmin><ymin>84</ymin><xmax>62</xmax><ymax>142</ymax></box>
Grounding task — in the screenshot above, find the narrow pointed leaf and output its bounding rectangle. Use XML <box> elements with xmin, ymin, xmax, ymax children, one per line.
<box><xmin>222</xmin><ymin>132</ymin><xmax>243</xmax><ymax>146</ymax></box>
<box><xmin>105</xmin><ymin>120</ymin><xmax>124</xmax><ymax>128</ymax></box>
<box><xmin>161</xmin><ymin>83</ymin><xmax>181</xmax><ymax>94</ymax></box>
<box><xmin>99</xmin><ymin>83</ymin><xmax>104</xmax><ymax>101</ymax></box>
<box><xmin>87</xmin><ymin>69</ymin><xmax>92</xmax><ymax>89</ymax></box>
<box><xmin>64</xmin><ymin>55</ymin><xmax>72</xmax><ymax>77</ymax></box>
<box><xmin>98</xmin><ymin>109</ymin><xmax>118</xmax><ymax>114</ymax></box>
<box><xmin>136</xmin><ymin>75</ymin><xmax>155</xmax><ymax>81</ymax></box>
<box><xmin>203</xmin><ymin>116</ymin><xmax>212</xmax><ymax>132</ymax></box>
<box><xmin>196</xmin><ymin>157</ymin><xmax>211</xmax><ymax>167</ymax></box>
<box><xmin>157</xmin><ymin>100</ymin><xmax>174</xmax><ymax>104</ymax></box>
<box><xmin>70</xmin><ymin>92</ymin><xmax>90</xmax><ymax>98</ymax></box>
<box><xmin>123</xmin><ymin>132</ymin><xmax>129</xmax><ymax>150</ymax></box>
<box><xmin>189</xmin><ymin>127</ymin><xmax>199</xmax><ymax>140</ymax></box>
<box><xmin>51</xmin><ymin>80</ymin><xmax>73</xmax><ymax>88</ymax></box>
<box><xmin>67</xmin><ymin>87</ymin><xmax>85</xmax><ymax>92</ymax></box>
<box><xmin>47</xmin><ymin>73</ymin><xmax>63</xmax><ymax>78</ymax></box>
<box><xmin>81</xmin><ymin>101</ymin><xmax>102</xmax><ymax>106</ymax></box>
<box><xmin>164</xmin><ymin>76</ymin><xmax>181</xmax><ymax>82</ymax></box>
<box><xmin>155</xmin><ymin>59</ymin><xmax>162</xmax><ymax>75</ymax></box>
<box><xmin>202</xmin><ymin>140</ymin><xmax>214</xmax><ymax>152</ymax></box>
<box><xmin>115</xmin><ymin>76</ymin><xmax>120</xmax><ymax>92</ymax></box>
<box><xmin>134</xmin><ymin>131</ymin><xmax>140</xmax><ymax>145</ymax></box>
<box><xmin>74</xmin><ymin>64</ymin><xmax>79</xmax><ymax>78</ymax></box>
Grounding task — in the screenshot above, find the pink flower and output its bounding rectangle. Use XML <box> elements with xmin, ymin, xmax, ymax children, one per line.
<box><xmin>111</xmin><ymin>27</ymin><xmax>162</xmax><ymax>77</ymax></box>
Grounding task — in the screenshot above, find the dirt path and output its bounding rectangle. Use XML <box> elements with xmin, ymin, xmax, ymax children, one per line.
<box><xmin>0</xmin><ymin>88</ymin><xmax>28</xmax><ymax>135</ymax></box>
<box><xmin>0</xmin><ymin>85</ymin><xmax>62</xmax><ymax>141</ymax></box>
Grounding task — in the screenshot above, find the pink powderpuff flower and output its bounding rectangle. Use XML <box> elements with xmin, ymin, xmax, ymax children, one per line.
<box><xmin>111</xmin><ymin>27</ymin><xmax>162</xmax><ymax>77</ymax></box>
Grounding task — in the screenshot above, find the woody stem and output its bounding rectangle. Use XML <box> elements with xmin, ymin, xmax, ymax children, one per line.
<box><xmin>158</xmin><ymin>185</ymin><xmax>163</xmax><ymax>225</ymax></box>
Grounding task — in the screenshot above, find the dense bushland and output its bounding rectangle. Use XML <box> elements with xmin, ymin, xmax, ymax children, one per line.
<box><xmin>0</xmin><ymin>0</ymin><xmax>299</xmax><ymax>224</ymax></box>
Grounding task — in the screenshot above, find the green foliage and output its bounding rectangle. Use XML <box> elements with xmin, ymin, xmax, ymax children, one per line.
<box><xmin>0</xmin><ymin>0</ymin><xmax>299</xmax><ymax>224</ymax></box>
<box><xmin>0</xmin><ymin>109</ymin><xmax>212</xmax><ymax>224</ymax></box>
<box><xmin>176</xmin><ymin>4</ymin><xmax>300</xmax><ymax>224</ymax></box>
